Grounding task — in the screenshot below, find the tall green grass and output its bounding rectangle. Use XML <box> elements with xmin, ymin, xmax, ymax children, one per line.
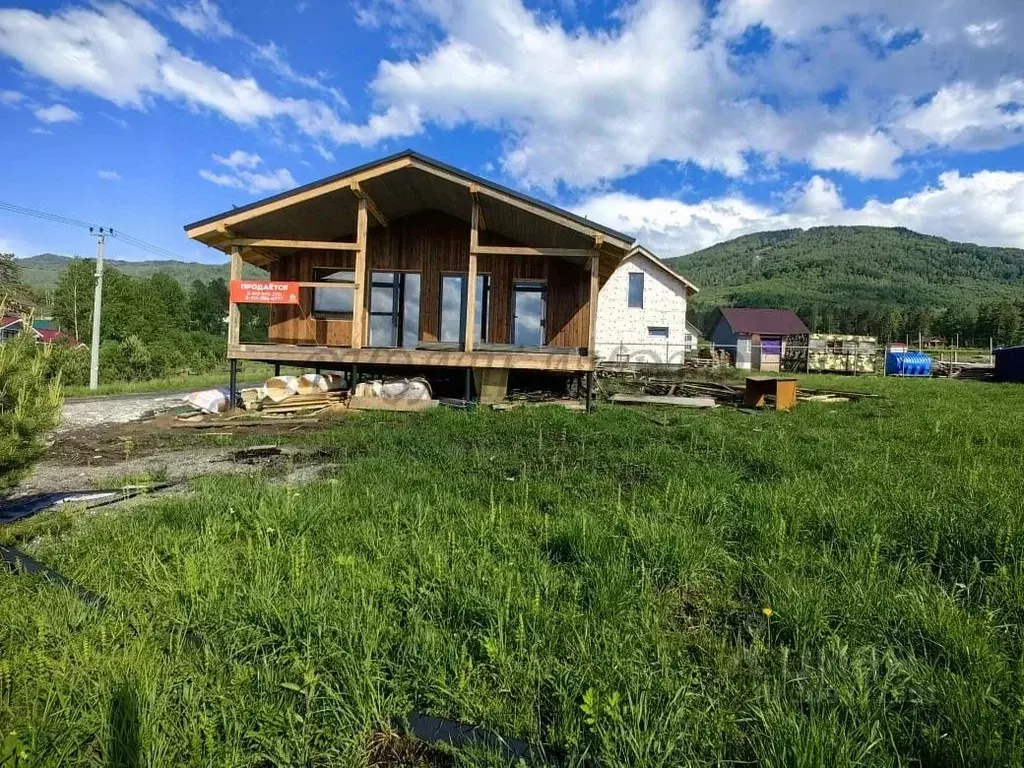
<box><xmin>2</xmin><ymin>375</ymin><xmax>1023</xmax><ymax>765</ymax></box>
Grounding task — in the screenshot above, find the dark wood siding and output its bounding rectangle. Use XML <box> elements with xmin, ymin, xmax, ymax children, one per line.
<box><xmin>269</xmin><ymin>210</ymin><xmax>591</xmax><ymax>349</ymax></box>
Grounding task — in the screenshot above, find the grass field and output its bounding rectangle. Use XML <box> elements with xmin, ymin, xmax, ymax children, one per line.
<box><xmin>3</xmin><ymin>375</ymin><xmax>1024</xmax><ymax>765</ymax></box>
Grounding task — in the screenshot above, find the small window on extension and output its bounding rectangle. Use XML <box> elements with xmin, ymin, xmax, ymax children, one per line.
<box><xmin>627</xmin><ymin>272</ymin><xmax>644</xmax><ymax>308</ymax></box>
<box><xmin>648</xmin><ymin>326</ymin><xmax>669</xmax><ymax>338</ymax></box>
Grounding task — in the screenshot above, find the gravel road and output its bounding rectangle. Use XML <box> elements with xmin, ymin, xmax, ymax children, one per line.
<box><xmin>58</xmin><ymin>390</ymin><xmax>194</xmax><ymax>432</ymax></box>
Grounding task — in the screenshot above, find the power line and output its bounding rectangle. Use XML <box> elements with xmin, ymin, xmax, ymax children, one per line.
<box><xmin>0</xmin><ymin>198</ymin><xmax>191</xmax><ymax>262</ymax></box>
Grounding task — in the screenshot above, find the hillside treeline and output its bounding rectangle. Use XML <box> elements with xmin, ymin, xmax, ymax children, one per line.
<box><xmin>672</xmin><ymin>227</ymin><xmax>1024</xmax><ymax>346</ymax></box>
<box><xmin>5</xmin><ymin>257</ymin><xmax>266</xmax><ymax>385</ymax></box>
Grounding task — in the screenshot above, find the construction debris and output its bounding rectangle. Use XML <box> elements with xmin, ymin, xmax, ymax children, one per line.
<box><xmin>491</xmin><ymin>400</ymin><xmax>586</xmax><ymax>412</ymax></box>
<box><xmin>349</xmin><ymin>396</ymin><xmax>438</xmax><ymax>412</ymax></box>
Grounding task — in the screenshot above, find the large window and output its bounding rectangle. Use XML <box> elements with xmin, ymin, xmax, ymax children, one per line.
<box><xmin>312</xmin><ymin>268</ymin><xmax>355</xmax><ymax>318</ymax></box>
<box><xmin>368</xmin><ymin>271</ymin><xmax>421</xmax><ymax>348</ymax></box>
<box><xmin>627</xmin><ymin>272</ymin><xmax>644</xmax><ymax>308</ymax></box>
<box><xmin>440</xmin><ymin>274</ymin><xmax>490</xmax><ymax>344</ymax></box>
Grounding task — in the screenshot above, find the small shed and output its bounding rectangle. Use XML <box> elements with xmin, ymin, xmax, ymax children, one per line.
<box><xmin>709</xmin><ymin>307</ymin><xmax>810</xmax><ymax>371</ymax></box>
<box><xmin>994</xmin><ymin>346</ymin><xmax>1024</xmax><ymax>383</ymax></box>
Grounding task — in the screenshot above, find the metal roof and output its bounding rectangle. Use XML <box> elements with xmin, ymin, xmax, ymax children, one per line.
<box><xmin>183</xmin><ymin>149</ymin><xmax>635</xmax><ymax>244</ymax></box>
<box><xmin>718</xmin><ymin>307</ymin><xmax>810</xmax><ymax>336</ymax></box>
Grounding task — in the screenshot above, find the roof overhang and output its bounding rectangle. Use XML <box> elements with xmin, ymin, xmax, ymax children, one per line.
<box><xmin>627</xmin><ymin>245</ymin><xmax>699</xmax><ymax>293</ymax></box>
<box><xmin>184</xmin><ymin>151</ymin><xmax>635</xmax><ymax>270</ymax></box>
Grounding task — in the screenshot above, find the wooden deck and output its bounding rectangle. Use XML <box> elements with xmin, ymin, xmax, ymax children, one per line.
<box><xmin>230</xmin><ymin>343</ymin><xmax>595</xmax><ymax>372</ymax></box>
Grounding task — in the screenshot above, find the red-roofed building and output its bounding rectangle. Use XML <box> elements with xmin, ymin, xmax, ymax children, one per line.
<box><xmin>0</xmin><ymin>314</ymin><xmax>82</xmax><ymax>347</ymax></box>
<box><xmin>709</xmin><ymin>307</ymin><xmax>810</xmax><ymax>372</ymax></box>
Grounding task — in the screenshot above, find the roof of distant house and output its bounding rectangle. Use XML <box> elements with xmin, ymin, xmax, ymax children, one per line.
<box><xmin>36</xmin><ymin>328</ymin><xmax>79</xmax><ymax>345</ymax></box>
<box><xmin>1</xmin><ymin>313</ymin><xmax>23</xmax><ymax>328</ymax></box>
<box><xmin>717</xmin><ymin>307</ymin><xmax>810</xmax><ymax>336</ymax></box>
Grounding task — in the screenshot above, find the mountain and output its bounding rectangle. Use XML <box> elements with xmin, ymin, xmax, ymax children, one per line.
<box><xmin>667</xmin><ymin>226</ymin><xmax>1024</xmax><ymax>312</ymax></box>
<box><xmin>17</xmin><ymin>253</ymin><xmax>262</xmax><ymax>295</ymax></box>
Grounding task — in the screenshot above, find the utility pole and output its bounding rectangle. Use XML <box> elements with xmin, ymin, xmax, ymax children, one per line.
<box><xmin>88</xmin><ymin>227</ymin><xmax>111</xmax><ymax>390</ymax></box>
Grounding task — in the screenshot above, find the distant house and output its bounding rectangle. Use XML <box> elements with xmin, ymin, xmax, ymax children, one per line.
<box><xmin>0</xmin><ymin>313</ymin><xmax>81</xmax><ymax>346</ymax></box>
<box><xmin>709</xmin><ymin>307</ymin><xmax>809</xmax><ymax>371</ymax></box>
<box><xmin>593</xmin><ymin>245</ymin><xmax>700</xmax><ymax>365</ymax></box>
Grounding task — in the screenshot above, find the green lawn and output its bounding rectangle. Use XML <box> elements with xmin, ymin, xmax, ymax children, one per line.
<box><xmin>3</xmin><ymin>376</ymin><xmax>1024</xmax><ymax>766</ymax></box>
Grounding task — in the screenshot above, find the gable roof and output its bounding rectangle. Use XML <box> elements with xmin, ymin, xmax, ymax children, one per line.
<box><xmin>37</xmin><ymin>328</ymin><xmax>79</xmax><ymax>345</ymax></box>
<box><xmin>184</xmin><ymin>150</ymin><xmax>634</xmax><ymax>249</ymax></box>
<box><xmin>626</xmin><ymin>245</ymin><xmax>700</xmax><ymax>293</ymax></box>
<box><xmin>717</xmin><ymin>307</ymin><xmax>809</xmax><ymax>336</ymax></box>
<box><xmin>1</xmin><ymin>314</ymin><xmax>22</xmax><ymax>330</ymax></box>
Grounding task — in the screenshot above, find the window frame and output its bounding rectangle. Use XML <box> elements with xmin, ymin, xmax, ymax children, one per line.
<box><xmin>439</xmin><ymin>272</ymin><xmax>491</xmax><ymax>344</ymax></box>
<box><xmin>312</xmin><ymin>267</ymin><xmax>356</xmax><ymax>320</ymax></box>
<box><xmin>627</xmin><ymin>272</ymin><xmax>645</xmax><ymax>308</ymax></box>
<box><xmin>648</xmin><ymin>326</ymin><xmax>669</xmax><ymax>338</ymax></box>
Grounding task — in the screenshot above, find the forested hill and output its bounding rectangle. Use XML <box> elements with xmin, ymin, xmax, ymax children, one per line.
<box><xmin>17</xmin><ymin>253</ymin><xmax>240</xmax><ymax>293</ymax></box>
<box><xmin>667</xmin><ymin>226</ymin><xmax>1024</xmax><ymax>310</ymax></box>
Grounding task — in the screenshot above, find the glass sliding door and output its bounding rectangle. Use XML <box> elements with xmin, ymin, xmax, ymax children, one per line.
<box><xmin>512</xmin><ymin>281</ymin><xmax>546</xmax><ymax>348</ymax></box>
<box><xmin>439</xmin><ymin>274</ymin><xmax>489</xmax><ymax>345</ymax></box>
<box><xmin>368</xmin><ymin>271</ymin><xmax>421</xmax><ymax>348</ymax></box>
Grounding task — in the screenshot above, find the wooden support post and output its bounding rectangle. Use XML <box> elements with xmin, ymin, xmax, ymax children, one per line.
<box><xmin>228</xmin><ymin>245</ymin><xmax>242</xmax><ymax>346</ymax></box>
<box><xmin>352</xmin><ymin>199</ymin><xmax>368</xmax><ymax>349</ymax></box>
<box><xmin>464</xmin><ymin>367</ymin><xmax>473</xmax><ymax>402</ymax></box>
<box><xmin>588</xmin><ymin>251</ymin><xmax>600</xmax><ymax>356</ymax></box>
<box><xmin>465</xmin><ymin>197</ymin><xmax>480</xmax><ymax>352</ymax></box>
<box><xmin>228</xmin><ymin>359</ymin><xmax>238</xmax><ymax>411</ymax></box>
<box><xmin>274</xmin><ymin>363</ymin><xmax>281</xmax><ymax>377</ymax></box>
<box><xmin>586</xmin><ymin>370</ymin><xmax>595</xmax><ymax>413</ymax></box>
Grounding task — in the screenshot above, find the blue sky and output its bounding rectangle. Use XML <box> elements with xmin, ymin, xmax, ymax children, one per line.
<box><xmin>1</xmin><ymin>0</ymin><xmax>1023</xmax><ymax>265</ymax></box>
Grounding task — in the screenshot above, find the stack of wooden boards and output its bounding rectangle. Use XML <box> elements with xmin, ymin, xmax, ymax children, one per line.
<box><xmin>242</xmin><ymin>374</ymin><xmax>346</xmax><ymax>415</ymax></box>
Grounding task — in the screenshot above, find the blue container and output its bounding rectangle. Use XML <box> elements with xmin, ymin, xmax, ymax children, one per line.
<box><xmin>885</xmin><ymin>351</ymin><xmax>933</xmax><ymax>377</ymax></box>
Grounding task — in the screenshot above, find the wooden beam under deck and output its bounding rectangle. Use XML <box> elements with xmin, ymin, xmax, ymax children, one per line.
<box><xmin>229</xmin><ymin>344</ymin><xmax>595</xmax><ymax>372</ymax></box>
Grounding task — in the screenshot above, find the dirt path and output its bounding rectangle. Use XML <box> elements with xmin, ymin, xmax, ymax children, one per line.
<box><xmin>59</xmin><ymin>390</ymin><xmax>192</xmax><ymax>432</ymax></box>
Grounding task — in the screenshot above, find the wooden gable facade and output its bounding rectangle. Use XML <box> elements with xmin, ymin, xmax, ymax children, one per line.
<box><xmin>184</xmin><ymin>151</ymin><xmax>634</xmax><ymax>381</ymax></box>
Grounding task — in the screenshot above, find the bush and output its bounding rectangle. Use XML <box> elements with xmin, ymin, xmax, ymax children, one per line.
<box><xmin>0</xmin><ymin>333</ymin><xmax>62</xmax><ymax>492</ymax></box>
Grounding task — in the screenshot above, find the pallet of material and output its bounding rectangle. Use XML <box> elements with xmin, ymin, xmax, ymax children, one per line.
<box><xmin>610</xmin><ymin>394</ymin><xmax>718</xmax><ymax>408</ymax></box>
<box><xmin>347</xmin><ymin>396</ymin><xmax>438</xmax><ymax>412</ymax></box>
<box><xmin>260</xmin><ymin>392</ymin><xmax>345</xmax><ymax>414</ymax></box>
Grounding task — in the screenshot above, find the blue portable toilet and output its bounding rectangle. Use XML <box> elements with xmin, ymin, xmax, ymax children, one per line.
<box><xmin>885</xmin><ymin>350</ymin><xmax>932</xmax><ymax>377</ymax></box>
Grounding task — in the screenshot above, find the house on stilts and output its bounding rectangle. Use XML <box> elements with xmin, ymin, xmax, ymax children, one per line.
<box><xmin>184</xmin><ymin>151</ymin><xmax>635</xmax><ymax>406</ymax></box>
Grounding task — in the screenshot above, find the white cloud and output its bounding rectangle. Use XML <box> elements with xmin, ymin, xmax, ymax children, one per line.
<box><xmin>97</xmin><ymin>170</ymin><xmax>121</xmax><ymax>180</ymax></box>
<box><xmin>169</xmin><ymin>0</ymin><xmax>234</xmax><ymax>38</ymax></box>
<box><xmin>896</xmin><ymin>79</ymin><xmax>1024</xmax><ymax>151</ymax></box>
<box><xmin>0</xmin><ymin>89</ymin><xmax>23</xmax><ymax>105</ymax></box>
<box><xmin>251</xmin><ymin>41</ymin><xmax>346</xmax><ymax>105</ymax></box>
<box><xmin>807</xmin><ymin>131</ymin><xmax>903</xmax><ymax>180</ymax></box>
<box><xmin>0</xmin><ymin>4</ymin><xmax>350</xmax><ymax>144</ymax></box>
<box><xmin>34</xmin><ymin>103</ymin><xmax>80</xmax><ymax>123</ymax></box>
<box><xmin>575</xmin><ymin>171</ymin><xmax>1024</xmax><ymax>255</ymax></box>
<box><xmin>29</xmin><ymin>127</ymin><xmax>51</xmax><ymax>135</ymax></box>
<box><xmin>337</xmin><ymin>0</ymin><xmax>1024</xmax><ymax>188</ymax></box>
<box><xmin>200</xmin><ymin>152</ymin><xmax>297</xmax><ymax>193</ymax></box>
<box><xmin>213</xmin><ymin>150</ymin><xmax>263</xmax><ymax>170</ymax></box>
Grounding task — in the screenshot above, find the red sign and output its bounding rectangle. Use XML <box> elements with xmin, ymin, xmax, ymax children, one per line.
<box><xmin>230</xmin><ymin>280</ymin><xmax>300</xmax><ymax>305</ymax></box>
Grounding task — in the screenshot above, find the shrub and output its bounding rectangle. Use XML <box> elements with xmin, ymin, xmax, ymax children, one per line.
<box><xmin>0</xmin><ymin>333</ymin><xmax>62</xmax><ymax>492</ymax></box>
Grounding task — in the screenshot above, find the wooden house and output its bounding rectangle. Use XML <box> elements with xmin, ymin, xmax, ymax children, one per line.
<box><xmin>184</xmin><ymin>151</ymin><xmax>635</xmax><ymax>404</ymax></box>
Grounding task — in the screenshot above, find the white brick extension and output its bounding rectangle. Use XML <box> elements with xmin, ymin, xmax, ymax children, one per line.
<box><xmin>594</xmin><ymin>246</ymin><xmax>700</xmax><ymax>365</ymax></box>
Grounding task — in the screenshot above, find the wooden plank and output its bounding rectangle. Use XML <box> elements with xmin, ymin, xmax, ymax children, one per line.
<box><xmin>229</xmin><ymin>343</ymin><xmax>595</xmax><ymax>372</ymax></box>
<box><xmin>294</xmin><ymin>281</ymin><xmax>356</xmax><ymax>289</ymax></box>
<box><xmin>186</xmin><ymin>155</ymin><xmax>413</xmax><ymax>238</ymax></box>
<box><xmin>228</xmin><ymin>246</ymin><xmax>242</xmax><ymax>345</ymax></box>
<box><xmin>465</xmin><ymin>198</ymin><xmax>480</xmax><ymax>352</ymax></box>
<box><xmin>351</xmin><ymin>199</ymin><xmax>368</xmax><ymax>349</ymax></box>
<box><xmin>225</xmin><ymin>238</ymin><xmax>360</xmax><ymax>251</ymax></box>
<box><xmin>588</xmin><ymin>251</ymin><xmax>600</xmax><ymax>355</ymax></box>
<box><xmin>472</xmin><ymin>245</ymin><xmax>597</xmax><ymax>258</ymax></box>
<box><xmin>351</xmin><ymin>183</ymin><xmax>388</xmax><ymax>227</ymax></box>
<box><xmin>474</xmin><ymin>367</ymin><xmax>508</xmax><ymax>404</ymax></box>
<box><xmin>609</xmin><ymin>394</ymin><xmax>718</xmax><ymax>408</ymax></box>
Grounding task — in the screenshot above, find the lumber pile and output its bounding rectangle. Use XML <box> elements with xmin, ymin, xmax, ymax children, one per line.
<box><xmin>610</xmin><ymin>394</ymin><xmax>718</xmax><ymax>408</ymax></box>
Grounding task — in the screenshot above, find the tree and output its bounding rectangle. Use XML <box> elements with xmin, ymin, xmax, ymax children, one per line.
<box><xmin>188</xmin><ymin>278</ymin><xmax>228</xmax><ymax>335</ymax></box>
<box><xmin>0</xmin><ymin>333</ymin><xmax>62</xmax><ymax>492</ymax></box>
<box><xmin>52</xmin><ymin>259</ymin><xmax>95</xmax><ymax>341</ymax></box>
<box><xmin>0</xmin><ymin>252</ymin><xmax>19</xmax><ymax>286</ymax></box>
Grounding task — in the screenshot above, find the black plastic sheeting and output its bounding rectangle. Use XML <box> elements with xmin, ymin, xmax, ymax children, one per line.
<box><xmin>0</xmin><ymin>545</ymin><xmax>109</xmax><ymax>611</ymax></box>
<box><xmin>394</xmin><ymin>713</ymin><xmax>554</xmax><ymax>764</ymax></box>
<box><xmin>0</xmin><ymin>485</ymin><xmax>172</xmax><ymax>526</ymax></box>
